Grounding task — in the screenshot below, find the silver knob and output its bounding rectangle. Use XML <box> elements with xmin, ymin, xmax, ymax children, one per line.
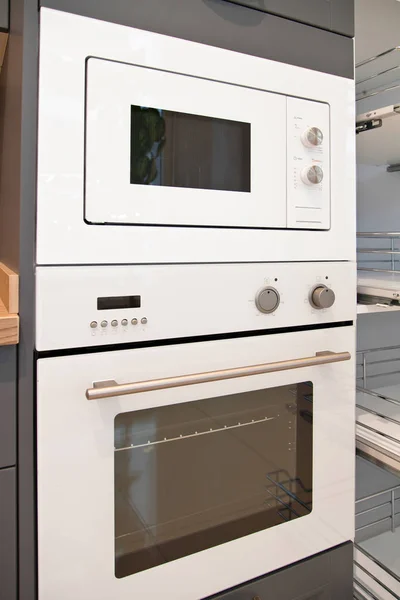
<box><xmin>301</xmin><ymin>165</ymin><xmax>324</xmax><ymax>185</ymax></box>
<box><xmin>310</xmin><ymin>285</ymin><xmax>335</xmax><ymax>309</ymax></box>
<box><xmin>301</xmin><ymin>126</ymin><xmax>323</xmax><ymax>147</ymax></box>
<box><xmin>255</xmin><ymin>287</ymin><xmax>280</xmax><ymax>314</ymax></box>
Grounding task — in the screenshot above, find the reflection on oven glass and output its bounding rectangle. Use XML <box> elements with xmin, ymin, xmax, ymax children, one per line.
<box><xmin>130</xmin><ymin>106</ymin><xmax>251</xmax><ymax>192</ymax></box>
<box><xmin>114</xmin><ymin>382</ymin><xmax>313</xmax><ymax>578</ymax></box>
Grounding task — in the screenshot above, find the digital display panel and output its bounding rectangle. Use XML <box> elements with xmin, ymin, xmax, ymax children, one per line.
<box><xmin>97</xmin><ymin>296</ymin><xmax>141</xmax><ymax>311</ymax></box>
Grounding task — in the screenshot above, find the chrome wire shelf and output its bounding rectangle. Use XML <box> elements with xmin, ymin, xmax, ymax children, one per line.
<box><xmin>355</xmin><ymin>451</ymin><xmax>400</xmax><ymax>600</ymax></box>
<box><xmin>356</xmin><ymin>483</ymin><xmax>400</xmax><ymax>535</ymax></box>
<box><xmin>357</xmin><ymin>233</ymin><xmax>400</xmax><ymax>308</ymax></box>
<box><xmin>357</xmin><ymin>232</ymin><xmax>400</xmax><ymax>274</ymax></box>
<box><xmin>115</xmin><ymin>413</ymin><xmax>277</xmax><ymax>452</ymax></box>
<box><xmin>356</xmin><ymin>346</ymin><xmax>400</xmax><ymax>471</ymax></box>
<box><xmin>356</xmin><ymin>47</ymin><xmax>400</xmax><ymax>102</ymax></box>
<box><xmin>355</xmin><ymin>486</ymin><xmax>400</xmax><ymax>600</ymax></box>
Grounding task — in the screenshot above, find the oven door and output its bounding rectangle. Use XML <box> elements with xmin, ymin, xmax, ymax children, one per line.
<box><xmin>37</xmin><ymin>326</ymin><xmax>355</xmax><ymax>600</ymax></box>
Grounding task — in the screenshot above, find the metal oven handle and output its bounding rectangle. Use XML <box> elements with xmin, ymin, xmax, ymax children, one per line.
<box><xmin>86</xmin><ymin>350</ymin><xmax>351</xmax><ymax>401</ymax></box>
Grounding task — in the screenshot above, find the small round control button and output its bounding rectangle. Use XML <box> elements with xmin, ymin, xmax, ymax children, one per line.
<box><xmin>111</xmin><ymin>319</ymin><xmax>118</xmax><ymax>327</ymax></box>
<box><xmin>310</xmin><ymin>285</ymin><xmax>335</xmax><ymax>309</ymax></box>
<box><xmin>255</xmin><ymin>287</ymin><xmax>280</xmax><ymax>314</ymax></box>
<box><xmin>100</xmin><ymin>320</ymin><xmax>108</xmax><ymax>328</ymax></box>
<box><xmin>121</xmin><ymin>319</ymin><xmax>128</xmax><ymax>327</ymax></box>
<box><xmin>141</xmin><ymin>317</ymin><xmax>148</xmax><ymax>325</ymax></box>
<box><xmin>301</xmin><ymin>165</ymin><xmax>324</xmax><ymax>186</ymax></box>
<box><xmin>301</xmin><ymin>126</ymin><xmax>323</xmax><ymax>148</ymax></box>
<box><xmin>131</xmin><ymin>318</ymin><xmax>138</xmax><ymax>325</ymax></box>
<box><xmin>90</xmin><ymin>321</ymin><xmax>98</xmax><ymax>329</ymax></box>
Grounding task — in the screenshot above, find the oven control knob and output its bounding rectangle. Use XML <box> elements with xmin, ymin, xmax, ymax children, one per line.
<box><xmin>255</xmin><ymin>287</ymin><xmax>280</xmax><ymax>314</ymax></box>
<box><xmin>310</xmin><ymin>285</ymin><xmax>335</xmax><ymax>309</ymax></box>
<box><xmin>301</xmin><ymin>165</ymin><xmax>324</xmax><ymax>185</ymax></box>
<box><xmin>301</xmin><ymin>126</ymin><xmax>323</xmax><ymax>147</ymax></box>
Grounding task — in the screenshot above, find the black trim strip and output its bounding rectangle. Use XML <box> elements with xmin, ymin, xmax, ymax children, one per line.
<box><xmin>207</xmin><ymin>541</ymin><xmax>353</xmax><ymax>599</ymax></box>
<box><xmin>36</xmin><ymin>320</ymin><xmax>353</xmax><ymax>360</ymax></box>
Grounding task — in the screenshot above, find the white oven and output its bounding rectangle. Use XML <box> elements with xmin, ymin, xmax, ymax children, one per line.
<box><xmin>37</xmin><ymin>327</ymin><xmax>355</xmax><ymax>600</ymax></box>
<box><xmin>36</xmin><ymin>9</ymin><xmax>355</xmax><ymax>265</ymax></box>
<box><xmin>36</xmin><ymin>262</ymin><xmax>355</xmax><ymax>599</ymax></box>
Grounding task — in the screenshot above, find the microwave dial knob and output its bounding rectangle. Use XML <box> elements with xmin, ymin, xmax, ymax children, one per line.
<box><xmin>255</xmin><ymin>287</ymin><xmax>280</xmax><ymax>314</ymax></box>
<box><xmin>311</xmin><ymin>285</ymin><xmax>335</xmax><ymax>309</ymax></box>
<box><xmin>301</xmin><ymin>165</ymin><xmax>323</xmax><ymax>186</ymax></box>
<box><xmin>301</xmin><ymin>126</ymin><xmax>323</xmax><ymax>147</ymax></box>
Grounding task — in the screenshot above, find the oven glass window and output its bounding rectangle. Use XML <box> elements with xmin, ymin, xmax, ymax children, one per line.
<box><xmin>114</xmin><ymin>382</ymin><xmax>313</xmax><ymax>578</ymax></box>
<box><xmin>130</xmin><ymin>106</ymin><xmax>251</xmax><ymax>192</ymax></box>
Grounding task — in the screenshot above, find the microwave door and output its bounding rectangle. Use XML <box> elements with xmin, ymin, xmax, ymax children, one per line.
<box><xmin>84</xmin><ymin>57</ymin><xmax>287</xmax><ymax>229</ymax></box>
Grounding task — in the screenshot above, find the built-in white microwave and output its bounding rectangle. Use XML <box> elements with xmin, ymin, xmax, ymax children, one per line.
<box><xmin>85</xmin><ymin>57</ymin><xmax>330</xmax><ymax>230</ymax></box>
<box><xmin>36</xmin><ymin>9</ymin><xmax>355</xmax><ymax>265</ymax></box>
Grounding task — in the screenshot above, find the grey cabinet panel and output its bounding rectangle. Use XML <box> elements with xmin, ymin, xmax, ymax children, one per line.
<box><xmin>228</xmin><ymin>0</ymin><xmax>330</xmax><ymax>31</ymax></box>
<box><xmin>330</xmin><ymin>0</ymin><xmax>354</xmax><ymax>38</ymax></box>
<box><xmin>329</xmin><ymin>542</ymin><xmax>354</xmax><ymax>599</ymax></box>
<box><xmin>226</xmin><ymin>0</ymin><xmax>354</xmax><ymax>36</ymax></box>
<box><xmin>0</xmin><ymin>467</ymin><xmax>16</xmax><ymax>600</ymax></box>
<box><xmin>0</xmin><ymin>345</ymin><xmax>16</xmax><ymax>469</ymax></box>
<box><xmin>40</xmin><ymin>0</ymin><xmax>353</xmax><ymax>78</ymax></box>
<box><xmin>0</xmin><ymin>0</ymin><xmax>8</xmax><ymax>31</ymax></box>
<box><xmin>210</xmin><ymin>543</ymin><xmax>353</xmax><ymax>599</ymax></box>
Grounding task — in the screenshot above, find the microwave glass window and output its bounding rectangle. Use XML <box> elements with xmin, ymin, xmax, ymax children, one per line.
<box><xmin>130</xmin><ymin>106</ymin><xmax>251</xmax><ymax>192</ymax></box>
<box><xmin>114</xmin><ymin>382</ymin><xmax>313</xmax><ymax>578</ymax></box>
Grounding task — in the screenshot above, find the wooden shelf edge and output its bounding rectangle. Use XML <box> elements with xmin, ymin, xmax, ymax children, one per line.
<box><xmin>0</xmin><ymin>263</ymin><xmax>19</xmax><ymax>346</ymax></box>
<box><xmin>0</xmin><ymin>262</ymin><xmax>18</xmax><ymax>314</ymax></box>
<box><xmin>0</xmin><ymin>32</ymin><xmax>8</xmax><ymax>69</ymax></box>
<box><xmin>0</xmin><ymin>313</ymin><xmax>19</xmax><ymax>346</ymax></box>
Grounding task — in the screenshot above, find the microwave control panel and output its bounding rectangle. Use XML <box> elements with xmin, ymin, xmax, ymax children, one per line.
<box><xmin>36</xmin><ymin>263</ymin><xmax>355</xmax><ymax>352</ymax></box>
<box><xmin>286</xmin><ymin>97</ymin><xmax>330</xmax><ymax>230</ymax></box>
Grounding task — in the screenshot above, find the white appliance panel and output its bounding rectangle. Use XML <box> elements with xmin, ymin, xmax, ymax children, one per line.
<box><xmin>36</xmin><ymin>8</ymin><xmax>355</xmax><ymax>264</ymax></box>
<box><xmin>287</xmin><ymin>97</ymin><xmax>330</xmax><ymax>228</ymax></box>
<box><xmin>36</xmin><ymin>262</ymin><xmax>356</xmax><ymax>351</ymax></box>
<box><xmin>37</xmin><ymin>326</ymin><xmax>355</xmax><ymax>600</ymax></box>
